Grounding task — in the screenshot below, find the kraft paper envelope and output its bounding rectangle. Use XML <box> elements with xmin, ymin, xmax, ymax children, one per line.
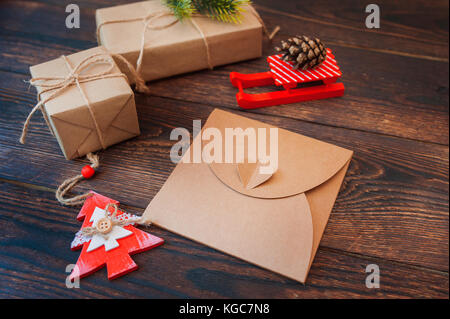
<box><xmin>29</xmin><ymin>46</ymin><xmax>140</xmax><ymax>160</ymax></box>
<box><xmin>143</xmin><ymin>109</ymin><xmax>353</xmax><ymax>283</ymax></box>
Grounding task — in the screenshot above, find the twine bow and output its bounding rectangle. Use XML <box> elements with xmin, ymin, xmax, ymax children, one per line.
<box><xmin>81</xmin><ymin>203</ymin><xmax>149</xmax><ymax>238</ymax></box>
<box><xmin>20</xmin><ymin>52</ymin><xmax>148</xmax><ymax>147</ymax></box>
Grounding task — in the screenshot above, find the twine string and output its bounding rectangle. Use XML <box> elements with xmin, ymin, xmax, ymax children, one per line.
<box><xmin>246</xmin><ymin>5</ymin><xmax>280</xmax><ymax>40</ymax></box>
<box><xmin>189</xmin><ymin>15</ymin><xmax>214</xmax><ymax>70</ymax></box>
<box><xmin>96</xmin><ymin>7</ymin><xmax>280</xmax><ymax>77</ymax></box>
<box><xmin>20</xmin><ymin>53</ymin><xmax>130</xmax><ymax>145</ymax></box>
<box><xmin>55</xmin><ymin>152</ymin><xmax>100</xmax><ymax>206</ymax></box>
<box><xmin>81</xmin><ymin>203</ymin><xmax>150</xmax><ymax>237</ymax></box>
<box><xmin>110</xmin><ymin>53</ymin><xmax>150</xmax><ymax>94</ymax></box>
<box><xmin>97</xmin><ymin>10</ymin><xmax>212</xmax><ymax>75</ymax></box>
<box><xmin>43</xmin><ymin>8</ymin><xmax>279</xmax><ymax>207</ymax></box>
<box><xmin>62</xmin><ymin>55</ymin><xmax>107</xmax><ymax>150</ymax></box>
<box><xmin>136</xmin><ymin>12</ymin><xmax>180</xmax><ymax>73</ymax></box>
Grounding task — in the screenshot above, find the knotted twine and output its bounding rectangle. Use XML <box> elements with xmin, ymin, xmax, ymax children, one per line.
<box><xmin>28</xmin><ymin>8</ymin><xmax>279</xmax><ymax>207</ymax></box>
<box><xmin>19</xmin><ymin>52</ymin><xmax>149</xmax><ymax>205</ymax></box>
<box><xmin>96</xmin><ymin>7</ymin><xmax>280</xmax><ymax>77</ymax></box>
<box><xmin>20</xmin><ymin>52</ymin><xmax>149</xmax><ymax>146</ymax></box>
<box><xmin>81</xmin><ymin>202</ymin><xmax>149</xmax><ymax>238</ymax></box>
<box><xmin>22</xmin><ymin>7</ymin><xmax>278</xmax><ymax>147</ymax></box>
<box><xmin>55</xmin><ymin>152</ymin><xmax>100</xmax><ymax>206</ymax></box>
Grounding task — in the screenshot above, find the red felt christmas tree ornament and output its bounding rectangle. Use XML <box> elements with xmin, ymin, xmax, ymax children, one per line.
<box><xmin>69</xmin><ymin>192</ymin><xmax>164</xmax><ymax>281</ymax></box>
<box><xmin>53</xmin><ymin>153</ymin><xmax>163</xmax><ymax>281</ymax></box>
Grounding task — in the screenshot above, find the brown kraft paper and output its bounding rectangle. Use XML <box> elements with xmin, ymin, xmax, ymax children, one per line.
<box><xmin>96</xmin><ymin>0</ymin><xmax>263</xmax><ymax>82</ymax></box>
<box><xmin>143</xmin><ymin>109</ymin><xmax>353</xmax><ymax>283</ymax></box>
<box><xmin>29</xmin><ymin>46</ymin><xmax>140</xmax><ymax>160</ymax></box>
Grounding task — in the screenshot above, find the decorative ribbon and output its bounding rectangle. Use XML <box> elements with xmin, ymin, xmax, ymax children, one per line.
<box><xmin>20</xmin><ymin>52</ymin><xmax>148</xmax><ymax>146</ymax></box>
<box><xmin>96</xmin><ymin>7</ymin><xmax>280</xmax><ymax>79</ymax></box>
<box><xmin>81</xmin><ymin>203</ymin><xmax>149</xmax><ymax>238</ymax></box>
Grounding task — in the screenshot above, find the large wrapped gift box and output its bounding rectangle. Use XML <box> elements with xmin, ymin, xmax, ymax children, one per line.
<box><xmin>96</xmin><ymin>0</ymin><xmax>263</xmax><ymax>82</ymax></box>
<box><xmin>29</xmin><ymin>46</ymin><xmax>140</xmax><ymax>159</ymax></box>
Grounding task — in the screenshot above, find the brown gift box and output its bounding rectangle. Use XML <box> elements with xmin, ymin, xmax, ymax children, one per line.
<box><xmin>96</xmin><ymin>0</ymin><xmax>263</xmax><ymax>82</ymax></box>
<box><xmin>29</xmin><ymin>46</ymin><xmax>140</xmax><ymax>160</ymax></box>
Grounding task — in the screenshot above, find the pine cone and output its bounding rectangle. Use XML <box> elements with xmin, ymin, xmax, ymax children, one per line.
<box><xmin>275</xmin><ymin>36</ymin><xmax>327</xmax><ymax>70</ymax></box>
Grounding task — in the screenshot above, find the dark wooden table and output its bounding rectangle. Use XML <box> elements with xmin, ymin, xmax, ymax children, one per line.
<box><xmin>0</xmin><ymin>0</ymin><xmax>448</xmax><ymax>299</ymax></box>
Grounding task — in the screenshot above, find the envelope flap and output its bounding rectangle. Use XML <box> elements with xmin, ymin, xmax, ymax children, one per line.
<box><xmin>206</xmin><ymin>109</ymin><xmax>353</xmax><ymax>199</ymax></box>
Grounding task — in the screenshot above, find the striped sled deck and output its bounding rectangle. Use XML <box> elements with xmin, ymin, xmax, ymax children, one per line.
<box><xmin>230</xmin><ymin>49</ymin><xmax>344</xmax><ymax>109</ymax></box>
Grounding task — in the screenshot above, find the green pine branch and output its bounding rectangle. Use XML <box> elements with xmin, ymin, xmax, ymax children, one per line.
<box><xmin>164</xmin><ymin>0</ymin><xmax>195</xmax><ymax>21</ymax></box>
<box><xmin>193</xmin><ymin>0</ymin><xmax>250</xmax><ymax>23</ymax></box>
<box><xmin>164</xmin><ymin>0</ymin><xmax>250</xmax><ymax>23</ymax></box>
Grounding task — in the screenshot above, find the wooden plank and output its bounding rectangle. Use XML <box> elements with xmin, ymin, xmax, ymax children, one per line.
<box><xmin>256</xmin><ymin>0</ymin><xmax>449</xmax><ymax>60</ymax></box>
<box><xmin>0</xmin><ymin>181</ymin><xmax>447</xmax><ymax>298</ymax></box>
<box><xmin>1</xmin><ymin>0</ymin><xmax>447</xmax><ymax>60</ymax></box>
<box><xmin>0</xmin><ymin>1</ymin><xmax>448</xmax><ymax>144</ymax></box>
<box><xmin>0</xmin><ymin>85</ymin><xmax>448</xmax><ymax>272</ymax></box>
<box><xmin>0</xmin><ymin>58</ymin><xmax>448</xmax><ymax>147</ymax></box>
<box><xmin>147</xmin><ymin>48</ymin><xmax>449</xmax><ymax>145</ymax></box>
<box><xmin>0</xmin><ymin>0</ymin><xmax>448</xmax><ymax>298</ymax></box>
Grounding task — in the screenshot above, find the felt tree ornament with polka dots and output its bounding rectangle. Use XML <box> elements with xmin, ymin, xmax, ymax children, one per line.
<box><xmin>69</xmin><ymin>192</ymin><xmax>163</xmax><ymax>281</ymax></box>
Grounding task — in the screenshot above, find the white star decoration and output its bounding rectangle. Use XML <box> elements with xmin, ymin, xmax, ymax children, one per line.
<box><xmin>86</xmin><ymin>207</ymin><xmax>133</xmax><ymax>253</ymax></box>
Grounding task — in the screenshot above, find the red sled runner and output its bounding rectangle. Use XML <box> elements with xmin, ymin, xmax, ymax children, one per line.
<box><xmin>230</xmin><ymin>49</ymin><xmax>344</xmax><ymax>109</ymax></box>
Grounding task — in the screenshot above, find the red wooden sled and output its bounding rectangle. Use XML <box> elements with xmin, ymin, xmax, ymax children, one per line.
<box><xmin>230</xmin><ymin>49</ymin><xmax>344</xmax><ymax>109</ymax></box>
